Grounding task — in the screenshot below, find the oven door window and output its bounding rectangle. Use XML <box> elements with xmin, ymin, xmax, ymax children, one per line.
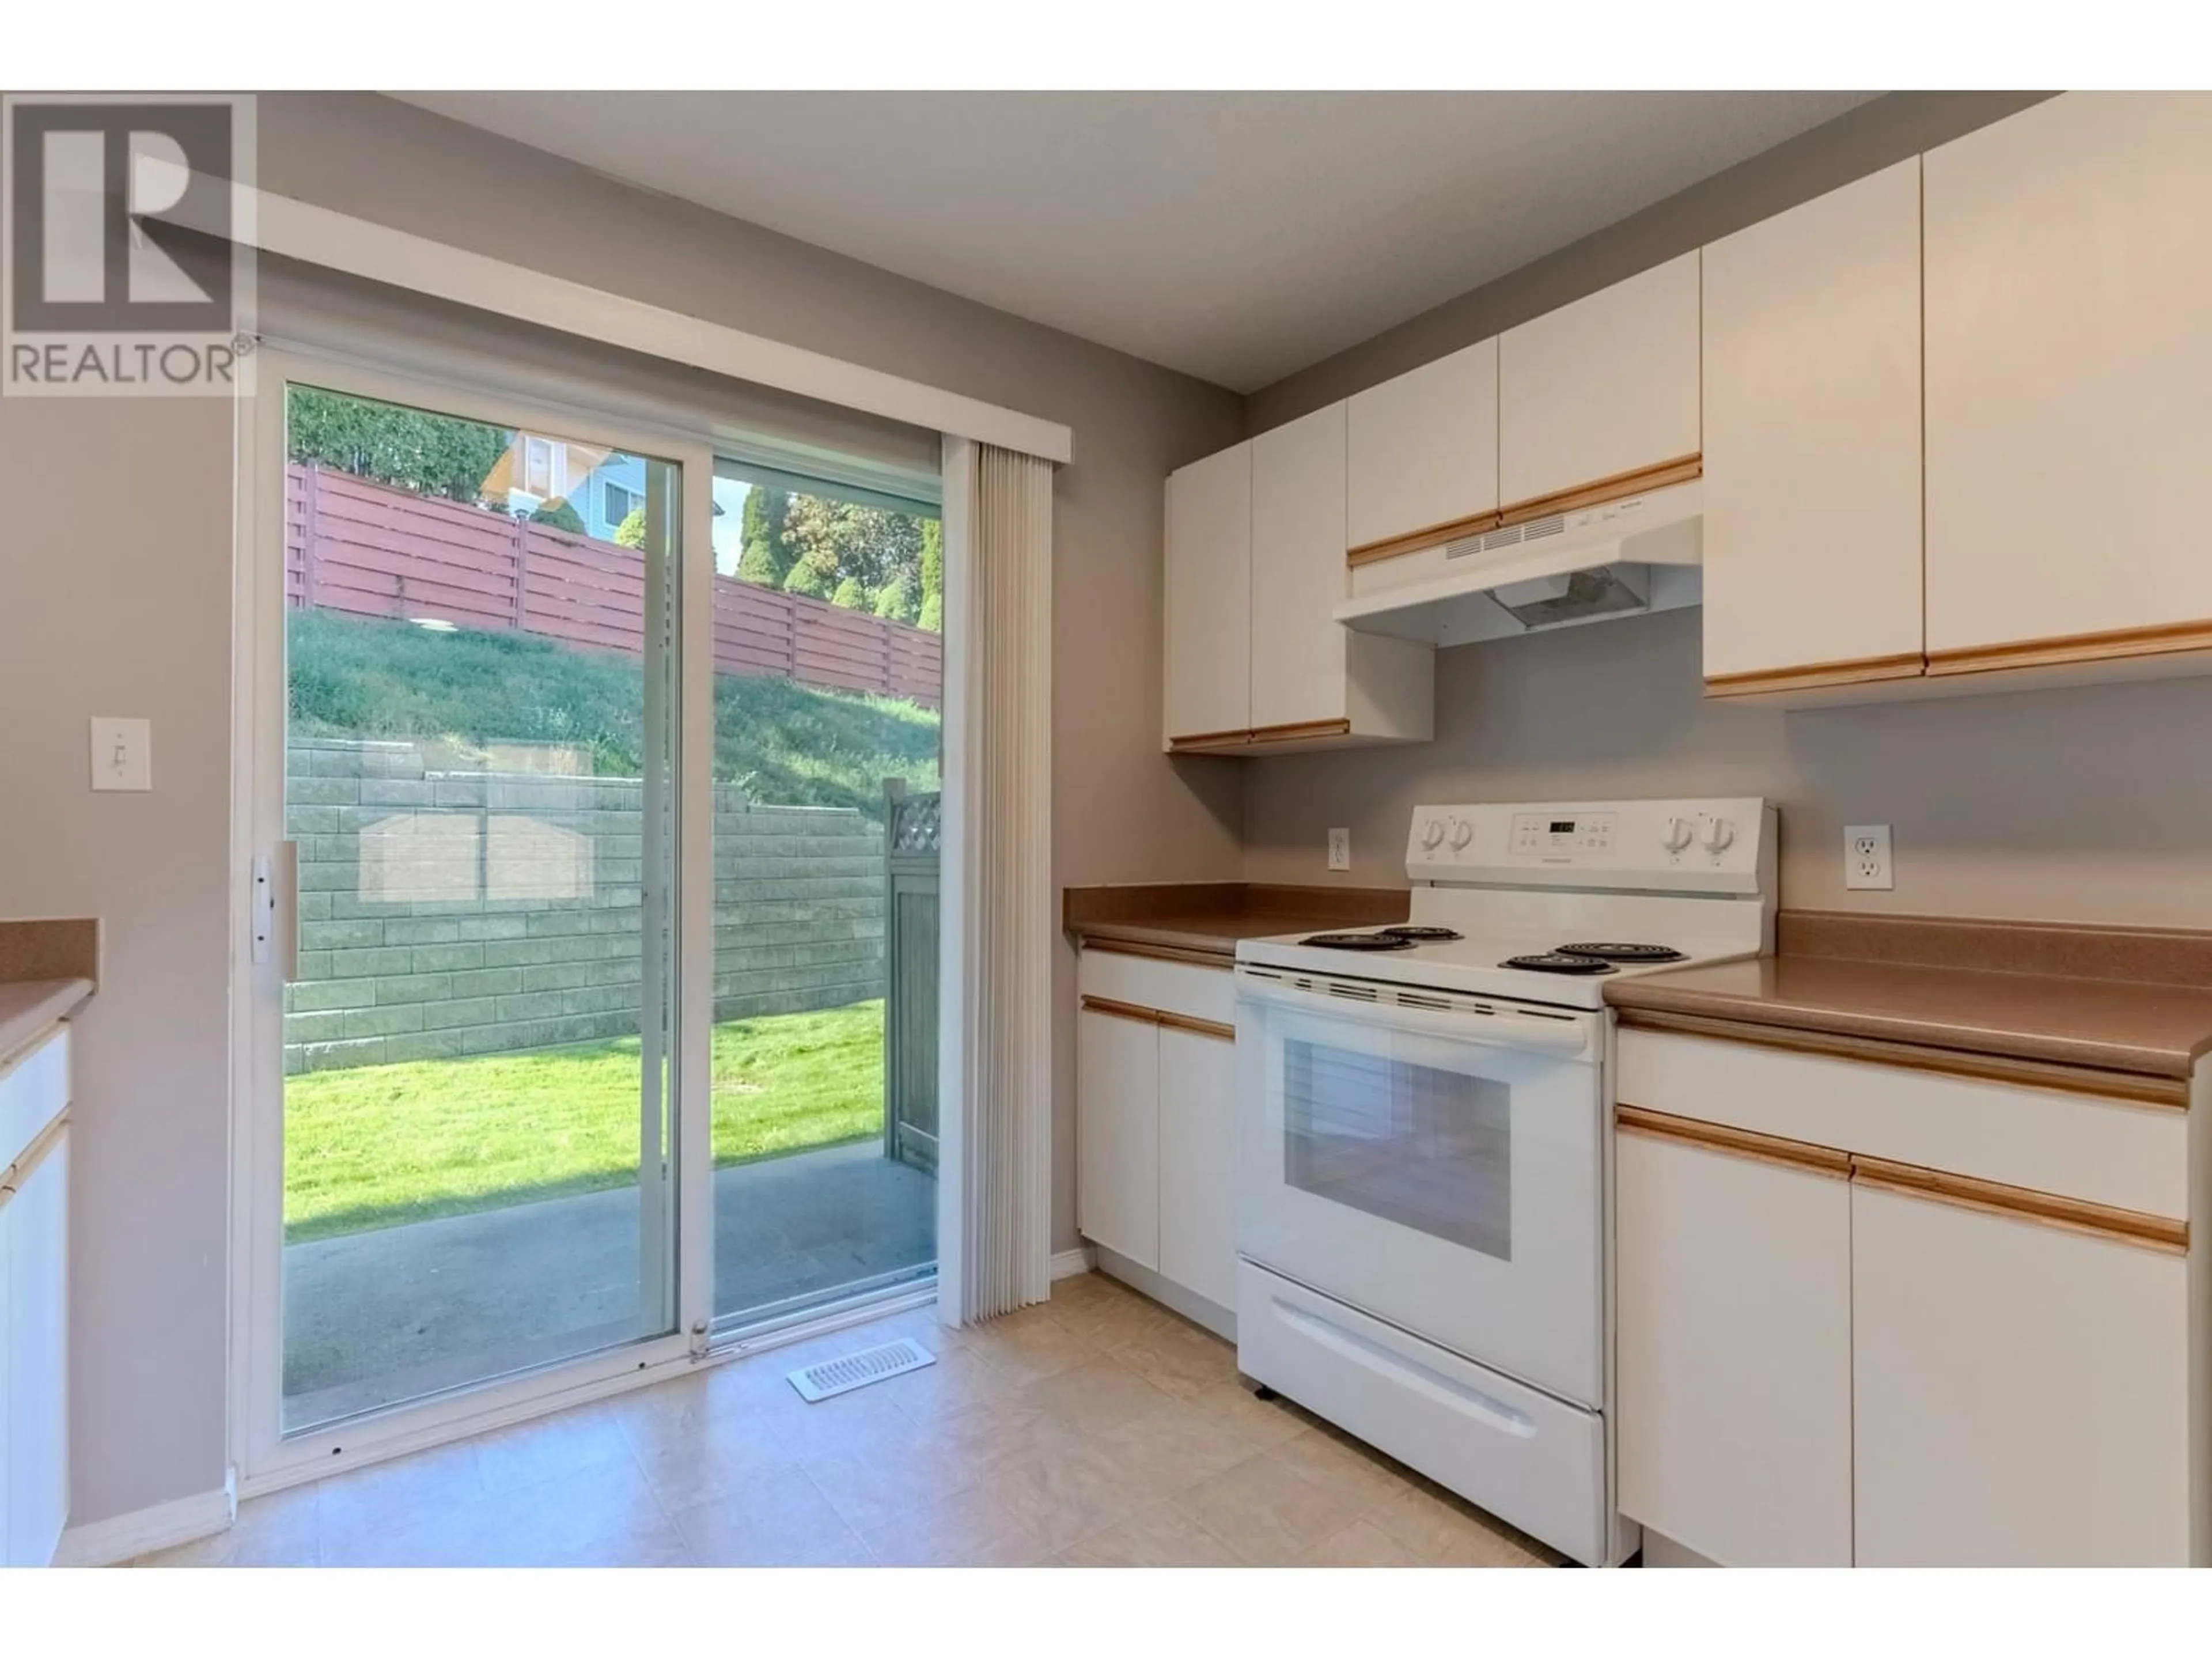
<box><xmin>1282</xmin><ymin>1037</ymin><xmax>1511</xmax><ymax>1260</ymax></box>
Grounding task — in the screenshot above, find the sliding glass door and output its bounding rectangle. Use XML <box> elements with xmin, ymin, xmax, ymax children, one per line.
<box><xmin>704</xmin><ymin>464</ymin><xmax>941</xmax><ymax>1331</ymax></box>
<box><xmin>261</xmin><ymin>369</ymin><xmax>688</xmax><ymax>1434</ymax></box>
<box><xmin>240</xmin><ymin>352</ymin><xmax>944</xmax><ymax>1474</ymax></box>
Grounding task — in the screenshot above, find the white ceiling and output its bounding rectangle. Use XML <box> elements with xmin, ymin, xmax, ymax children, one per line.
<box><xmin>395</xmin><ymin>92</ymin><xmax>1878</xmax><ymax>393</ymax></box>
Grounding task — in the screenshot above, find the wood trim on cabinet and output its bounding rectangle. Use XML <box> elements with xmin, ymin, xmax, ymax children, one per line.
<box><xmin>1080</xmin><ymin>937</ymin><xmax>1234</xmax><ymax>971</ymax></box>
<box><xmin>1703</xmin><ymin>652</ymin><xmax>1926</xmax><ymax>699</ymax></box>
<box><xmin>1616</xmin><ymin>1103</ymin><xmax>1852</xmax><ymax>1177</ymax></box>
<box><xmin>1248</xmin><ymin>718</ymin><xmax>1353</xmax><ymax>745</ymax></box>
<box><xmin>1077</xmin><ymin>994</ymin><xmax>1234</xmax><ymax>1041</ymax></box>
<box><xmin>1850</xmin><ymin>1156</ymin><xmax>2188</xmax><ymax>1254</ymax></box>
<box><xmin>1167</xmin><ymin>727</ymin><xmax>1253</xmax><ymax>754</ymax></box>
<box><xmin>1346</xmin><ymin>509</ymin><xmax>1503</xmax><ymax>568</ymax></box>
<box><xmin>1156</xmin><ymin>1009</ymin><xmax>1237</xmax><ymax>1042</ymax></box>
<box><xmin>1927</xmin><ymin>618</ymin><xmax>2212</xmax><ymax>678</ymax></box>
<box><xmin>1078</xmin><ymin>994</ymin><xmax>1164</xmax><ymax>1027</ymax></box>
<box><xmin>1497</xmin><ymin>453</ymin><xmax>1703</xmax><ymax>528</ymax></box>
<box><xmin>1613</xmin><ymin>1007</ymin><xmax>2190</xmax><ymax>1109</ymax></box>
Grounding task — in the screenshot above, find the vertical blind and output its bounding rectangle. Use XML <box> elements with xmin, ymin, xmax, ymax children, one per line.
<box><xmin>938</xmin><ymin>438</ymin><xmax>1055</xmax><ymax>1323</ymax></box>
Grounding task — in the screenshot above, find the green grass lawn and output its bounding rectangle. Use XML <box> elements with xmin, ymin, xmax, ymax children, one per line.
<box><xmin>284</xmin><ymin>1001</ymin><xmax>885</xmax><ymax>1244</ymax></box>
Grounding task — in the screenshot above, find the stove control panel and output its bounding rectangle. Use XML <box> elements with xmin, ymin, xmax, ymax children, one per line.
<box><xmin>1407</xmin><ymin>798</ymin><xmax>1774</xmax><ymax>895</ymax></box>
<box><xmin>1509</xmin><ymin>812</ymin><xmax>1615</xmax><ymax>856</ymax></box>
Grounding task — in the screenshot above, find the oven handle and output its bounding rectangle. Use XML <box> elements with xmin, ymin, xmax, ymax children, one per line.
<box><xmin>1234</xmin><ymin>974</ymin><xmax>1594</xmax><ymax>1058</ymax></box>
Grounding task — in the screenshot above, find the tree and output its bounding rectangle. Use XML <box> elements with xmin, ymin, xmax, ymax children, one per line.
<box><xmin>918</xmin><ymin>518</ymin><xmax>944</xmax><ymax>633</ymax></box>
<box><xmin>831</xmin><ymin>575</ymin><xmax>867</xmax><ymax>610</ymax></box>
<box><xmin>530</xmin><ymin>499</ymin><xmax>585</xmax><ymax>534</ymax></box>
<box><xmin>783</xmin><ymin>495</ymin><xmax>925</xmax><ymax>596</ymax></box>
<box><xmin>286</xmin><ymin>385</ymin><xmax>509</xmax><ymax>502</ymax></box>
<box><xmin>872</xmin><ymin>574</ymin><xmax>918</xmax><ymax>623</ymax></box>
<box><xmin>613</xmin><ymin>507</ymin><xmax>649</xmax><ymax>550</ymax></box>
<box><xmin>736</xmin><ymin>485</ymin><xmax>796</xmax><ymax>586</ymax></box>
<box><xmin>782</xmin><ymin>554</ymin><xmax>833</xmax><ymax>599</ymax></box>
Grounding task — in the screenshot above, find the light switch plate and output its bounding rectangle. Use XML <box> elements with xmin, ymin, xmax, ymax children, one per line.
<box><xmin>1327</xmin><ymin>827</ymin><xmax>1351</xmax><ymax>872</ymax></box>
<box><xmin>90</xmin><ymin>717</ymin><xmax>152</xmax><ymax>791</ymax></box>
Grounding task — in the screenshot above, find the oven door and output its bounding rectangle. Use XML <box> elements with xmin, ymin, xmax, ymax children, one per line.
<box><xmin>1236</xmin><ymin>969</ymin><xmax>1604</xmax><ymax>1407</ymax></box>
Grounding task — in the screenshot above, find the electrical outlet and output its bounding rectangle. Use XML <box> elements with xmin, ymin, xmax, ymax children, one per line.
<box><xmin>1327</xmin><ymin>827</ymin><xmax>1351</xmax><ymax>872</ymax></box>
<box><xmin>1844</xmin><ymin>824</ymin><xmax>1893</xmax><ymax>891</ymax></box>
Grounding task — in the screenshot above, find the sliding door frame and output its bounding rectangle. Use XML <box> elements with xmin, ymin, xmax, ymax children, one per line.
<box><xmin>226</xmin><ymin>346</ymin><xmax>717</xmax><ymax>1493</ymax></box>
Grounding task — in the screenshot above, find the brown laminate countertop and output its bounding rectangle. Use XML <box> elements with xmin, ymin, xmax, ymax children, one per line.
<box><xmin>0</xmin><ymin>918</ymin><xmax>100</xmax><ymax>1065</ymax></box>
<box><xmin>1064</xmin><ymin>882</ymin><xmax>1409</xmax><ymax>964</ymax></box>
<box><xmin>1605</xmin><ymin>911</ymin><xmax>2212</xmax><ymax>1083</ymax></box>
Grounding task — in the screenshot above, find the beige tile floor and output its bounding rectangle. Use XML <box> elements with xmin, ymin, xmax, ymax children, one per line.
<box><xmin>135</xmin><ymin>1272</ymin><xmax>1560</xmax><ymax>1568</ymax></box>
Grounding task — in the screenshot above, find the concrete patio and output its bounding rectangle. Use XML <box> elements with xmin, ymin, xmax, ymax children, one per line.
<box><xmin>283</xmin><ymin>1139</ymin><xmax>935</xmax><ymax>1428</ymax></box>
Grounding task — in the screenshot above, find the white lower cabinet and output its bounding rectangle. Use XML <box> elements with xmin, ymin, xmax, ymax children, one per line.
<box><xmin>1616</xmin><ymin>1130</ymin><xmax>1853</xmax><ymax>1566</ymax></box>
<box><xmin>1075</xmin><ymin>950</ymin><xmax>1238</xmax><ymax>1319</ymax></box>
<box><xmin>1851</xmin><ymin>1183</ymin><xmax>2191</xmax><ymax>1566</ymax></box>
<box><xmin>1156</xmin><ymin>1025</ymin><xmax>1237</xmax><ymax>1311</ymax></box>
<box><xmin>1075</xmin><ymin>1003</ymin><xmax>1160</xmax><ymax>1272</ymax></box>
<box><xmin>1</xmin><ymin>1024</ymin><xmax>71</xmax><ymax>1569</ymax></box>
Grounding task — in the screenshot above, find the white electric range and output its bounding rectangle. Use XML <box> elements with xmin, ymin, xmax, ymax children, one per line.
<box><xmin>1231</xmin><ymin>797</ymin><xmax>1775</xmax><ymax>1567</ymax></box>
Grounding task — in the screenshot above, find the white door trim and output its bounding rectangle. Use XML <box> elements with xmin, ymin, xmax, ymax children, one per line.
<box><xmin>228</xmin><ymin>346</ymin><xmax>717</xmax><ymax>1486</ymax></box>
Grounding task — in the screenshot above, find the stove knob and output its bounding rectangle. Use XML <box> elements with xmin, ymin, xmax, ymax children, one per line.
<box><xmin>1420</xmin><ymin>818</ymin><xmax>1446</xmax><ymax>850</ymax></box>
<box><xmin>1662</xmin><ymin>816</ymin><xmax>1695</xmax><ymax>853</ymax></box>
<box><xmin>1449</xmin><ymin>818</ymin><xmax>1475</xmax><ymax>850</ymax></box>
<box><xmin>1702</xmin><ymin>816</ymin><xmax>1736</xmax><ymax>853</ymax></box>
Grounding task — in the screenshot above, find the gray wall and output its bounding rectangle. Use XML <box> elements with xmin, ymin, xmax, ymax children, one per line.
<box><xmin>0</xmin><ymin>91</ymin><xmax>1243</xmax><ymax>1529</ymax></box>
<box><xmin>1241</xmin><ymin>608</ymin><xmax>2212</xmax><ymax>927</ymax></box>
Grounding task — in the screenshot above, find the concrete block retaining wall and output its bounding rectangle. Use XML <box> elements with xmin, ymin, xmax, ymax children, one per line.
<box><xmin>283</xmin><ymin>738</ymin><xmax>885</xmax><ymax>1073</ymax></box>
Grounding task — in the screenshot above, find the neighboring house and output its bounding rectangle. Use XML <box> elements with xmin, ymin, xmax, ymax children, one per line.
<box><xmin>485</xmin><ymin>434</ymin><xmax>649</xmax><ymax>540</ymax></box>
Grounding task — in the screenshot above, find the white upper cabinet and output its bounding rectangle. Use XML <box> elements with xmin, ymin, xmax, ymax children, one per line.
<box><xmin>1925</xmin><ymin>93</ymin><xmax>2212</xmax><ymax>671</ymax></box>
<box><xmin>1499</xmin><ymin>251</ymin><xmax>1701</xmax><ymax>509</ymax></box>
<box><xmin>1251</xmin><ymin>403</ymin><xmax>1350</xmax><ymax>733</ymax></box>
<box><xmin>1164</xmin><ymin>409</ymin><xmax>1431</xmax><ymax>754</ymax></box>
<box><xmin>1162</xmin><ymin>441</ymin><xmax>1251</xmax><ymax>745</ymax></box>
<box><xmin>1702</xmin><ymin>158</ymin><xmax>1925</xmax><ymax>692</ymax></box>
<box><xmin>1346</xmin><ymin>338</ymin><xmax>1499</xmax><ymax>556</ymax></box>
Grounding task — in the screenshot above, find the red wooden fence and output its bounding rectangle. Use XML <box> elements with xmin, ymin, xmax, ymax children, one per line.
<box><xmin>285</xmin><ymin>463</ymin><xmax>943</xmax><ymax>707</ymax></box>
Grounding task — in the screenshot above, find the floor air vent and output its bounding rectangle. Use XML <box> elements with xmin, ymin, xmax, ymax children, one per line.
<box><xmin>787</xmin><ymin>1336</ymin><xmax>935</xmax><ymax>1402</ymax></box>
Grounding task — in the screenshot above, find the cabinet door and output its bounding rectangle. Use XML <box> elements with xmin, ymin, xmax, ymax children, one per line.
<box><xmin>1702</xmin><ymin>159</ymin><xmax>1924</xmax><ymax>688</ymax></box>
<box><xmin>1076</xmin><ymin>1005</ymin><xmax>1160</xmax><ymax>1270</ymax></box>
<box><xmin>1925</xmin><ymin>93</ymin><xmax>2212</xmax><ymax>665</ymax></box>
<box><xmin>1162</xmin><ymin>442</ymin><xmax>1252</xmax><ymax>744</ymax></box>
<box><xmin>1249</xmin><ymin>403</ymin><xmax>1349</xmax><ymax>733</ymax></box>
<box><xmin>1346</xmin><ymin>339</ymin><xmax>1499</xmax><ymax>555</ymax></box>
<box><xmin>1852</xmin><ymin>1180</ymin><xmax>2190</xmax><ymax>1565</ymax></box>
<box><xmin>1615</xmin><ymin>1128</ymin><xmax>1853</xmax><ymax>1566</ymax></box>
<box><xmin>1156</xmin><ymin>1025</ymin><xmax>1237</xmax><ymax>1312</ymax></box>
<box><xmin>1499</xmin><ymin>251</ymin><xmax>1701</xmax><ymax>508</ymax></box>
<box><xmin>3</xmin><ymin>1125</ymin><xmax>67</xmax><ymax>1567</ymax></box>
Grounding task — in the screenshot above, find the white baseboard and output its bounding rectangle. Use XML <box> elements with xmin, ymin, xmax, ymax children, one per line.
<box><xmin>53</xmin><ymin>1479</ymin><xmax>236</xmax><ymax>1567</ymax></box>
<box><xmin>1049</xmin><ymin>1246</ymin><xmax>1096</xmax><ymax>1282</ymax></box>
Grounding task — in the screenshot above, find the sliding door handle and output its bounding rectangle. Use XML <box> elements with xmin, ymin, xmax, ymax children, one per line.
<box><xmin>253</xmin><ymin>842</ymin><xmax>300</xmax><ymax>979</ymax></box>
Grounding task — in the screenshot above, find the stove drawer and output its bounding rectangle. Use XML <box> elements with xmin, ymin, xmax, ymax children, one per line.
<box><xmin>1236</xmin><ymin>1259</ymin><xmax>1608</xmax><ymax>1565</ymax></box>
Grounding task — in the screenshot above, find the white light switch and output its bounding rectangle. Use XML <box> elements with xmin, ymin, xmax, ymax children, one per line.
<box><xmin>90</xmin><ymin>717</ymin><xmax>152</xmax><ymax>791</ymax></box>
<box><xmin>1327</xmin><ymin>827</ymin><xmax>1351</xmax><ymax>872</ymax></box>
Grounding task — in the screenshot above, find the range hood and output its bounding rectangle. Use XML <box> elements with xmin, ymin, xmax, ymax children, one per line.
<box><xmin>1335</xmin><ymin>478</ymin><xmax>1703</xmax><ymax>647</ymax></box>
